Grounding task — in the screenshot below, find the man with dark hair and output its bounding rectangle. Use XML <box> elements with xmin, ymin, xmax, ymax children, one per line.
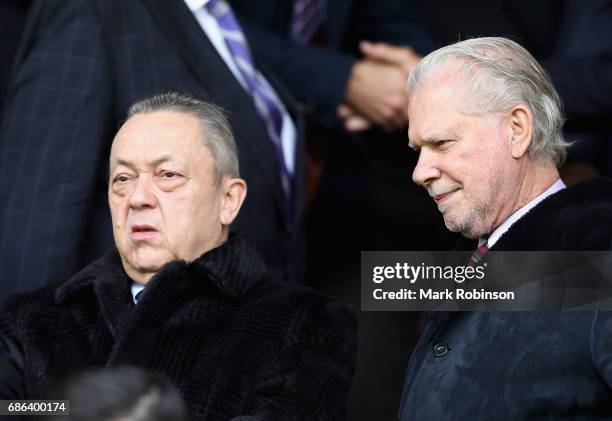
<box><xmin>0</xmin><ymin>91</ymin><xmax>356</xmax><ymax>421</ymax></box>
<box><xmin>0</xmin><ymin>0</ymin><xmax>306</xmax><ymax>306</ymax></box>
<box><xmin>399</xmin><ymin>37</ymin><xmax>612</xmax><ymax>419</ymax></box>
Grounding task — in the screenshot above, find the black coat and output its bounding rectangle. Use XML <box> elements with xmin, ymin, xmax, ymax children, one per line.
<box><xmin>399</xmin><ymin>178</ymin><xmax>612</xmax><ymax>420</ymax></box>
<box><xmin>0</xmin><ymin>0</ymin><xmax>306</xmax><ymax>305</ymax></box>
<box><xmin>0</xmin><ymin>236</ymin><xmax>357</xmax><ymax>420</ymax></box>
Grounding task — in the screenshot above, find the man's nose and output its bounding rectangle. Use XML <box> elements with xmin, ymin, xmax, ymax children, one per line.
<box><xmin>128</xmin><ymin>175</ymin><xmax>158</xmax><ymax>209</ymax></box>
<box><xmin>412</xmin><ymin>149</ymin><xmax>441</xmax><ymax>187</ymax></box>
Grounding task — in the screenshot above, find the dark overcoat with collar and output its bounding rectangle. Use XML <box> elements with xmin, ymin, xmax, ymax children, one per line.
<box><xmin>0</xmin><ymin>236</ymin><xmax>357</xmax><ymax>420</ymax></box>
<box><xmin>0</xmin><ymin>0</ymin><xmax>306</xmax><ymax>305</ymax></box>
<box><xmin>399</xmin><ymin>178</ymin><xmax>612</xmax><ymax>420</ymax></box>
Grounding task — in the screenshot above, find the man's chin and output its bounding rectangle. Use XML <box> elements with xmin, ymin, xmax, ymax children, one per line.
<box><xmin>444</xmin><ymin>216</ymin><xmax>479</xmax><ymax>239</ymax></box>
<box><xmin>133</xmin><ymin>260</ymin><xmax>165</xmax><ymax>272</ymax></box>
<box><xmin>121</xmin><ymin>249</ymin><xmax>175</xmax><ymax>277</ymax></box>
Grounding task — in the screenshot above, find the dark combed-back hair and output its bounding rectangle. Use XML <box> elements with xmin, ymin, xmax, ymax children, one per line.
<box><xmin>126</xmin><ymin>89</ymin><xmax>240</xmax><ymax>183</ymax></box>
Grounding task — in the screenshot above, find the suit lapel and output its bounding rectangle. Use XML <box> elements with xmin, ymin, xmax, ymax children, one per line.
<box><xmin>140</xmin><ymin>0</ymin><xmax>288</xmax><ymax>220</ymax></box>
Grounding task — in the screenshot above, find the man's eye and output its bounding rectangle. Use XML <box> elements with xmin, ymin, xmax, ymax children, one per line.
<box><xmin>161</xmin><ymin>171</ymin><xmax>178</xmax><ymax>178</ymax></box>
<box><xmin>114</xmin><ymin>175</ymin><xmax>130</xmax><ymax>183</ymax></box>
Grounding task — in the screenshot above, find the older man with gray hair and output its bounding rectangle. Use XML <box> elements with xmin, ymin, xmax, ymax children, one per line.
<box><xmin>0</xmin><ymin>90</ymin><xmax>356</xmax><ymax>420</ymax></box>
<box><xmin>399</xmin><ymin>37</ymin><xmax>612</xmax><ymax>419</ymax></box>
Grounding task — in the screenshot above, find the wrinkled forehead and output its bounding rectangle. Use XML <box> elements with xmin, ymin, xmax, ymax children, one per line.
<box><xmin>109</xmin><ymin>112</ymin><xmax>206</xmax><ymax>163</ymax></box>
<box><xmin>407</xmin><ymin>73</ymin><xmax>472</xmax><ymax>143</ymax></box>
<box><xmin>107</xmin><ymin>122</ymin><xmax>216</xmax><ymax>186</ymax></box>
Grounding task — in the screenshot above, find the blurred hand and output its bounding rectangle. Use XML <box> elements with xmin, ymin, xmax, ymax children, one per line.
<box><xmin>339</xmin><ymin>41</ymin><xmax>421</xmax><ymax>131</ymax></box>
<box><xmin>359</xmin><ymin>41</ymin><xmax>421</xmax><ymax>77</ymax></box>
<box><xmin>337</xmin><ymin>104</ymin><xmax>372</xmax><ymax>132</ymax></box>
<box><xmin>344</xmin><ymin>58</ymin><xmax>408</xmax><ymax>131</ymax></box>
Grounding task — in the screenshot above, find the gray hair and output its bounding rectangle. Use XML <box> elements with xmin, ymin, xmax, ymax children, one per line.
<box><xmin>126</xmin><ymin>90</ymin><xmax>240</xmax><ymax>183</ymax></box>
<box><xmin>408</xmin><ymin>37</ymin><xmax>569</xmax><ymax>166</ymax></box>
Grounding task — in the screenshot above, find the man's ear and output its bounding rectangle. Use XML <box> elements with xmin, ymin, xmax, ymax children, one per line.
<box><xmin>508</xmin><ymin>104</ymin><xmax>533</xmax><ymax>159</ymax></box>
<box><xmin>219</xmin><ymin>177</ymin><xmax>247</xmax><ymax>226</ymax></box>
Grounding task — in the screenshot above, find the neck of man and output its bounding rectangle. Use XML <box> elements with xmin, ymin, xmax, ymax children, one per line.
<box><xmin>126</xmin><ymin>265</ymin><xmax>157</xmax><ymax>285</ymax></box>
<box><xmin>127</xmin><ymin>227</ymin><xmax>230</xmax><ymax>285</ymax></box>
<box><xmin>489</xmin><ymin>159</ymin><xmax>560</xmax><ymax>235</ymax></box>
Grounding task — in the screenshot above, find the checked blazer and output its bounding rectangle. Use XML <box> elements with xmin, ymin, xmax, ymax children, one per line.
<box><xmin>0</xmin><ymin>0</ymin><xmax>306</xmax><ymax>303</ymax></box>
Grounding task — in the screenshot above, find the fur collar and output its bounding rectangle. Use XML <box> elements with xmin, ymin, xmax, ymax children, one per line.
<box><xmin>55</xmin><ymin>234</ymin><xmax>268</xmax><ymax>305</ymax></box>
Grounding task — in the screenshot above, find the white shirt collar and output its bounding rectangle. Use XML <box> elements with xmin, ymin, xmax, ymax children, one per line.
<box><xmin>184</xmin><ymin>0</ymin><xmax>208</xmax><ymax>12</ymax></box>
<box><xmin>480</xmin><ymin>179</ymin><xmax>566</xmax><ymax>248</ymax></box>
<box><xmin>131</xmin><ymin>282</ymin><xmax>146</xmax><ymax>304</ymax></box>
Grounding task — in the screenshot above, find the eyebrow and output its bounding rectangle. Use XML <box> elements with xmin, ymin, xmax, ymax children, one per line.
<box><xmin>409</xmin><ymin>135</ymin><xmax>440</xmax><ymax>151</ymax></box>
<box><xmin>410</xmin><ymin>131</ymin><xmax>459</xmax><ymax>149</ymax></box>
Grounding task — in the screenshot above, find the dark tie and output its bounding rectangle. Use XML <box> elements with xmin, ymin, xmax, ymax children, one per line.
<box><xmin>205</xmin><ymin>0</ymin><xmax>293</xmax><ymax>215</ymax></box>
<box><xmin>469</xmin><ymin>243</ymin><xmax>489</xmax><ymax>266</ymax></box>
<box><xmin>291</xmin><ymin>0</ymin><xmax>326</xmax><ymax>45</ymax></box>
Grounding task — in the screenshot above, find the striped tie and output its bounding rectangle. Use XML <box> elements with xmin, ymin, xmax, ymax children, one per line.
<box><xmin>205</xmin><ymin>0</ymin><xmax>293</xmax><ymax>215</ymax></box>
<box><xmin>291</xmin><ymin>0</ymin><xmax>326</xmax><ymax>44</ymax></box>
<box><xmin>469</xmin><ymin>243</ymin><xmax>489</xmax><ymax>266</ymax></box>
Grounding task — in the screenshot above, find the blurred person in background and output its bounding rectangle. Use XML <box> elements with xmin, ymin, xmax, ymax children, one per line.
<box><xmin>51</xmin><ymin>366</ymin><xmax>188</xmax><ymax>421</ymax></box>
<box><xmin>0</xmin><ymin>0</ymin><xmax>31</xmax><ymax>121</ymax></box>
<box><xmin>228</xmin><ymin>3</ymin><xmax>457</xmax><ymax>420</ymax></box>
<box><xmin>227</xmin><ymin>3</ymin><xmax>457</xmax><ymax>420</ymax></box>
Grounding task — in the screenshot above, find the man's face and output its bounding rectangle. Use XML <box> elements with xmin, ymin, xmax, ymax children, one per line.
<box><xmin>408</xmin><ymin>71</ymin><xmax>520</xmax><ymax>239</ymax></box>
<box><xmin>109</xmin><ymin>111</ymin><xmax>226</xmax><ymax>282</ymax></box>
